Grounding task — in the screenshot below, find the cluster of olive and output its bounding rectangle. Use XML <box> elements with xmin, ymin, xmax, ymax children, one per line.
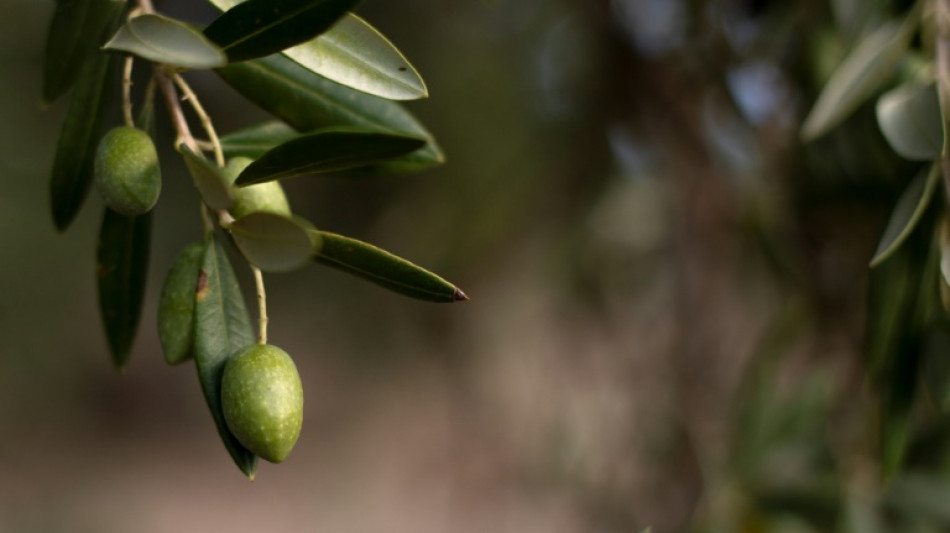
<box><xmin>95</xmin><ymin>126</ymin><xmax>304</xmax><ymax>462</ymax></box>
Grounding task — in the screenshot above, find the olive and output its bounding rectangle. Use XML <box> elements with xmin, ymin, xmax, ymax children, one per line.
<box><xmin>221</xmin><ymin>343</ymin><xmax>303</xmax><ymax>463</ymax></box>
<box><xmin>223</xmin><ymin>157</ymin><xmax>291</xmax><ymax>218</ymax></box>
<box><xmin>94</xmin><ymin>126</ymin><xmax>161</xmax><ymax>216</ymax></box>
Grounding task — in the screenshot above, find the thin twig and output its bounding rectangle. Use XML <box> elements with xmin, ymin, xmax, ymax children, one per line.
<box><xmin>122</xmin><ymin>56</ymin><xmax>134</xmax><ymax>127</ymax></box>
<box><xmin>253</xmin><ymin>267</ymin><xmax>268</xmax><ymax>345</ymax></box>
<box><xmin>171</xmin><ymin>72</ymin><xmax>225</xmax><ymax>167</ymax></box>
<box><xmin>155</xmin><ymin>68</ymin><xmax>199</xmax><ymax>153</ymax></box>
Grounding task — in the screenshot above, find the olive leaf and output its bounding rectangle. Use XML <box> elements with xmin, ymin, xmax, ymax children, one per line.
<box><xmin>179</xmin><ymin>144</ymin><xmax>235</xmax><ymax>210</ymax></box>
<box><xmin>194</xmin><ymin>238</ymin><xmax>258</xmax><ymax>479</ymax></box>
<box><xmin>42</xmin><ymin>0</ymin><xmax>123</xmax><ymax>104</ymax></box>
<box><xmin>801</xmin><ymin>8</ymin><xmax>919</xmax><ymax>141</ymax></box>
<box><xmin>204</xmin><ymin>0</ymin><xmax>361</xmax><ymax>63</ymax></box>
<box><xmin>220</xmin><ymin>121</ymin><xmax>299</xmax><ymax>159</ymax></box>
<box><xmin>312</xmin><ymin>230</ymin><xmax>468</xmax><ymax>302</ymax></box>
<box><xmin>50</xmin><ymin>39</ymin><xmax>119</xmax><ymax>232</ymax></box>
<box><xmin>870</xmin><ymin>163</ymin><xmax>941</xmax><ymax>267</ymax></box>
<box><xmin>229</xmin><ymin>213</ymin><xmax>316</xmax><ymax>272</ymax></box>
<box><xmin>234</xmin><ymin>128</ymin><xmax>426</xmax><ymax>185</ymax></box>
<box><xmin>97</xmin><ymin>208</ymin><xmax>151</xmax><ymax>370</ymax></box>
<box><xmin>157</xmin><ymin>242</ymin><xmax>205</xmax><ymax>365</ymax></box>
<box><xmin>876</xmin><ymin>82</ymin><xmax>944</xmax><ymax>160</ymax></box>
<box><xmin>216</xmin><ymin>54</ymin><xmax>444</xmax><ymax>172</ymax></box>
<box><xmin>103</xmin><ymin>14</ymin><xmax>227</xmax><ymax>70</ymax></box>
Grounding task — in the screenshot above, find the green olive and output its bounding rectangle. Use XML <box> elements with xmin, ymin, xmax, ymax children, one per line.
<box><xmin>223</xmin><ymin>157</ymin><xmax>291</xmax><ymax>218</ymax></box>
<box><xmin>221</xmin><ymin>343</ymin><xmax>303</xmax><ymax>463</ymax></box>
<box><xmin>94</xmin><ymin>126</ymin><xmax>161</xmax><ymax>216</ymax></box>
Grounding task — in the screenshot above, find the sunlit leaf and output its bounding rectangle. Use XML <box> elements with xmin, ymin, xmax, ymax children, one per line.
<box><xmin>103</xmin><ymin>14</ymin><xmax>227</xmax><ymax>70</ymax></box>
<box><xmin>801</xmin><ymin>12</ymin><xmax>918</xmax><ymax>141</ymax></box>
<box><xmin>235</xmin><ymin>128</ymin><xmax>426</xmax><ymax>185</ymax></box>
<box><xmin>157</xmin><ymin>242</ymin><xmax>204</xmax><ymax>365</ymax></box>
<box><xmin>312</xmin><ymin>230</ymin><xmax>468</xmax><ymax>302</ymax></box>
<box><xmin>204</xmin><ymin>0</ymin><xmax>360</xmax><ymax>63</ymax></box>
<box><xmin>50</xmin><ymin>42</ymin><xmax>119</xmax><ymax>231</ymax></box>
<box><xmin>216</xmin><ymin>54</ymin><xmax>444</xmax><ymax>172</ymax></box>
<box><xmin>870</xmin><ymin>163</ymin><xmax>940</xmax><ymax>267</ymax></box>
<box><xmin>42</xmin><ymin>0</ymin><xmax>123</xmax><ymax>103</ymax></box>
<box><xmin>194</xmin><ymin>238</ymin><xmax>258</xmax><ymax>478</ymax></box>
<box><xmin>220</xmin><ymin>121</ymin><xmax>298</xmax><ymax>159</ymax></box>
<box><xmin>876</xmin><ymin>82</ymin><xmax>943</xmax><ymax>160</ymax></box>
<box><xmin>229</xmin><ymin>213</ymin><xmax>315</xmax><ymax>272</ymax></box>
<box><xmin>179</xmin><ymin>144</ymin><xmax>234</xmax><ymax>210</ymax></box>
<box><xmin>96</xmin><ymin>209</ymin><xmax>151</xmax><ymax>370</ymax></box>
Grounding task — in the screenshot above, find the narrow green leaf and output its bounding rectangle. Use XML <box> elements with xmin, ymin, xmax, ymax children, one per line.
<box><xmin>50</xmin><ymin>41</ymin><xmax>119</xmax><ymax>231</ymax></box>
<box><xmin>801</xmin><ymin>10</ymin><xmax>919</xmax><ymax>141</ymax></box>
<box><xmin>42</xmin><ymin>0</ymin><xmax>123</xmax><ymax>103</ymax></box>
<box><xmin>179</xmin><ymin>144</ymin><xmax>234</xmax><ymax>210</ymax></box>
<box><xmin>194</xmin><ymin>238</ymin><xmax>258</xmax><ymax>478</ymax></box>
<box><xmin>870</xmin><ymin>163</ymin><xmax>941</xmax><ymax>267</ymax></box>
<box><xmin>877</xmin><ymin>82</ymin><xmax>944</xmax><ymax>160</ymax></box>
<box><xmin>216</xmin><ymin>54</ymin><xmax>444</xmax><ymax>172</ymax></box>
<box><xmin>103</xmin><ymin>14</ymin><xmax>227</xmax><ymax>70</ymax></box>
<box><xmin>284</xmin><ymin>14</ymin><xmax>427</xmax><ymax>101</ymax></box>
<box><xmin>204</xmin><ymin>0</ymin><xmax>360</xmax><ymax>63</ymax></box>
<box><xmin>229</xmin><ymin>213</ymin><xmax>316</xmax><ymax>272</ymax></box>
<box><xmin>312</xmin><ymin>231</ymin><xmax>468</xmax><ymax>302</ymax></box>
<box><xmin>220</xmin><ymin>120</ymin><xmax>298</xmax><ymax>159</ymax></box>
<box><xmin>235</xmin><ymin>128</ymin><xmax>426</xmax><ymax>185</ymax></box>
<box><xmin>96</xmin><ymin>208</ymin><xmax>151</xmax><ymax>370</ymax></box>
<box><xmin>158</xmin><ymin>242</ymin><xmax>204</xmax><ymax>365</ymax></box>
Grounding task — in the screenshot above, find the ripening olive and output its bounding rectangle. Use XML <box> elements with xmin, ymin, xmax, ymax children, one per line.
<box><xmin>221</xmin><ymin>343</ymin><xmax>303</xmax><ymax>463</ymax></box>
<box><xmin>94</xmin><ymin>126</ymin><xmax>161</xmax><ymax>216</ymax></box>
<box><xmin>222</xmin><ymin>157</ymin><xmax>291</xmax><ymax>218</ymax></box>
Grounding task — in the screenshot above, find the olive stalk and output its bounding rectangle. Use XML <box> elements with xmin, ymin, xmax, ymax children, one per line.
<box><xmin>121</xmin><ymin>55</ymin><xmax>134</xmax><ymax>127</ymax></box>
<box><xmin>253</xmin><ymin>267</ymin><xmax>268</xmax><ymax>345</ymax></box>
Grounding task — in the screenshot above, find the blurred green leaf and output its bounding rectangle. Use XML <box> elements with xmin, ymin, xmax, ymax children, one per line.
<box><xmin>283</xmin><ymin>14</ymin><xmax>428</xmax><ymax>101</ymax></box>
<box><xmin>870</xmin><ymin>163</ymin><xmax>940</xmax><ymax>267</ymax></box>
<box><xmin>216</xmin><ymin>54</ymin><xmax>444</xmax><ymax>172</ymax></box>
<box><xmin>876</xmin><ymin>83</ymin><xmax>943</xmax><ymax>160</ymax></box>
<box><xmin>158</xmin><ymin>242</ymin><xmax>204</xmax><ymax>365</ymax></box>
<box><xmin>103</xmin><ymin>14</ymin><xmax>227</xmax><ymax>70</ymax></box>
<box><xmin>229</xmin><ymin>213</ymin><xmax>315</xmax><ymax>272</ymax></box>
<box><xmin>194</xmin><ymin>238</ymin><xmax>258</xmax><ymax>478</ymax></box>
<box><xmin>42</xmin><ymin>0</ymin><xmax>123</xmax><ymax>103</ymax></box>
<box><xmin>49</xmin><ymin>41</ymin><xmax>119</xmax><ymax>232</ymax></box>
<box><xmin>220</xmin><ymin>121</ymin><xmax>298</xmax><ymax>159</ymax></box>
<box><xmin>96</xmin><ymin>209</ymin><xmax>151</xmax><ymax>370</ymax></box>
<box><xmin>179</xmin><ymin>144</ymin><xmax>234</xmax><ymax>210</ymax></box>
<box><xmin>801</xmin><ymin>11</ymin><xmax>918</xmax><ymax>141</ymax></box>
<box><xmin>883</xmin><ymin>474</ymin><xmax>950</xmax><ymax>526</ymax></box>
<box><xmin>235</xmin><ymin>128</ymin><xmax>426</xmax><ymax>185</ymax></box>
<box><xmin>204</xmin><ymin>0</ymin><xmax>360</xmax><ymax>63</ymax></box>
<box><xmin>312</xmin><ymin>230</ymin><xmax>468</xmax><ymax>302</ymax></box>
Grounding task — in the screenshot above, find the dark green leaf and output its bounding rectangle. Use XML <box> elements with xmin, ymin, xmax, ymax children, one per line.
<box><xmin>50</xmin><ymin>42</ymin><xmax>119</xmax><ymax>231</ymax></box>
<box><xmin>235</xmin><ymin>128</ymin><xmax>426</xmax><ymax>185</ymax></box>
<box><xmin>194</xmin><ymin>238</ymin><xmax>258</xmax><ymax>478</ymax></box>
<box><xmin>204</xmin><ymin>0</ymin><xmax>360</xmax><ymax>63</ymax></box>
<box><xmin>216</xmin><ymin>54</ymin><xmax>444</xmax><ymax>172</ymax></box>
<box><xmin>312</xmin><ymin>231</ymin><xmax>468</xmax><ymax>302</ymax></box>
<box><xmin>158</xmin><ymin>242</ymin><xmax>205</xmax><ymax>365</ymax></box>
<box><xmin>876</xmin><ymin>83</ymin><xmax>944</xmax><ymax>160</ymax></box>
<box><xmin>42</xmin><ymin>0</ymin><xmax>123</xmax><ymax>103</ymax></box>
<box><xmin>801</xmin><ymin>10</ymin><xmax>919</xmax><ymax>141</ymax></box>
<box><xmin>229</xmin><ymin>213</ymin><xmax>316</xmax><ymax>272</ymax></box>
<box><xmin>96</xmin><ymin>208</ymin><xmax>151</xmax><ymax>370</ymax></box>
<box><xmin>103</xmin><ymin>14</ymin><xmax>227</xmax><ymax>70</ymax></box>
<box><xmin>179</xmin><ymin>144</ymin><xmax>234</xmax><ymax>210</ymax></box>
<box><xmin>870</xmin><ymin>163</ymin><xmax>941</xmax><ymax>267</ymax></box>
<box><xmin>220</xmin><ymin>120</ymin><xmax>298</xmax><ymax>159</ymax></box>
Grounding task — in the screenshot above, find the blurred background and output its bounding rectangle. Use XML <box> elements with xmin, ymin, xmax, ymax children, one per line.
<box><xmin>0</xmin><ymin>0</ymin><xmax>928</xmax><ymax>531</ymax></box>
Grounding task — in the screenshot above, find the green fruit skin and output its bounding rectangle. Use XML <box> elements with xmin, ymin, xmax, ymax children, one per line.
<box><xmin>157</xmin><ymin>242</ymin><xmax>204</xmax><ymax>365</ymax></box>
<box><xmin>221</xmin><ymin>344</ymin><xmax>303</xmax><ymax>463</ymax></box>
<box><xmin>223</xmin><ymin>157</ymin><xmax>291</xmax><ymax>218</ymax></box>
<box><xmin>95</xmin><ymin>126</ymin><xmax>161</xmax><ymax>216</ymax></box>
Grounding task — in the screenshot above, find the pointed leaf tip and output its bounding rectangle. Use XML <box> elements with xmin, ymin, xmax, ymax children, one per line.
<box><xmin>454</xmin><ymin>288</ymin><xmax>469</xmax><ymax>302</ymax></box>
